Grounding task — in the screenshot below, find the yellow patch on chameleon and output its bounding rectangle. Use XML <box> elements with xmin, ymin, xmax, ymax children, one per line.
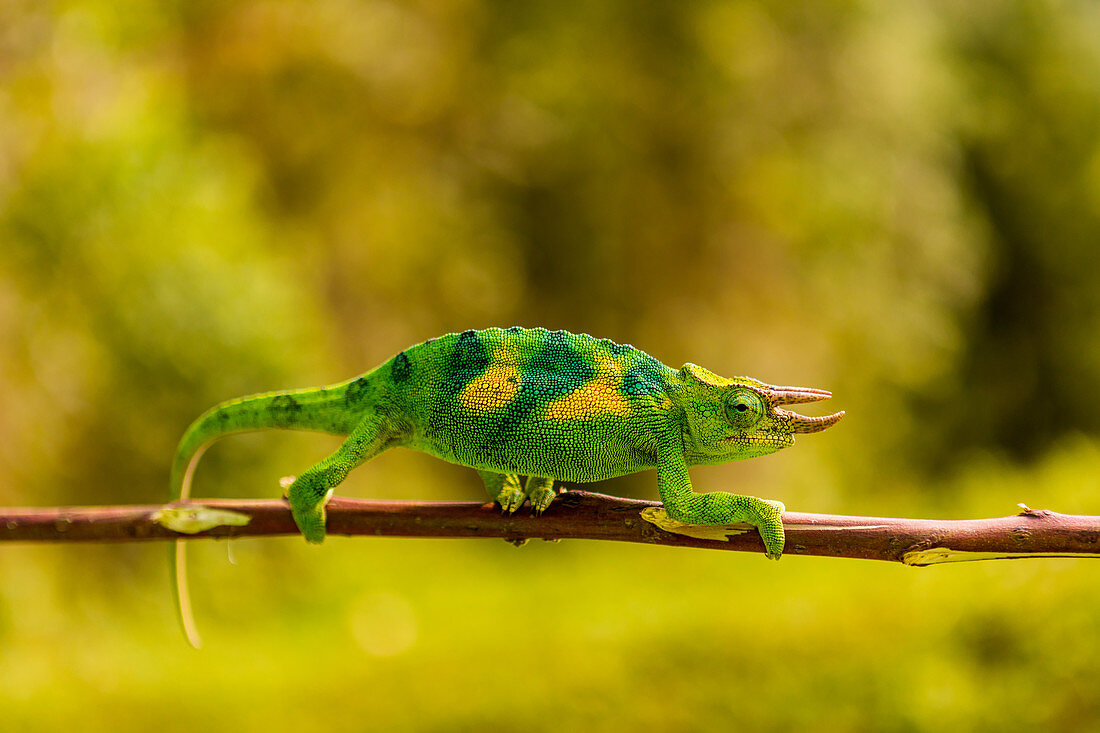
<box><xmin>544</xmin><ymin>379</ymin><xmax>631</xmax><ymax>420</ymax></box>
<box><xmin>458</xmin><ymin>364</ymin><xmax>522</xmax><ymax>412</ymax></box>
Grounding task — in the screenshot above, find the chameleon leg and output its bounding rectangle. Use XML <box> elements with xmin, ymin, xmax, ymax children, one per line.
<box><xmin>478</xmin><ymin>470</ymin><xmax>526</xmax><ymax>513</ymax></box>
<box><xmin>656</xmin><ymin>449</ymin><xmax>786</xmax><ymax>559</ymax></box>
<box><xmin>287</xmin><ymin>418</ymin><xmax>390</xmax><ymax>543</ymax></box>
<box><xmin>526</xmin><ymin>476</ymin><xmax>557</xmax><ymax>515</ymax></box>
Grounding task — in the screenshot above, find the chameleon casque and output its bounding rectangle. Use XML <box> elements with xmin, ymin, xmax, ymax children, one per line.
<box><xmin>169</xmin><ymin>327</ymin><xmax>843</xmax><ymax>645</ymax></box>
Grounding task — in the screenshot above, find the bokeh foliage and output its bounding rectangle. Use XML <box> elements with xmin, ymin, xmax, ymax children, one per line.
<box><xmin>1</xmin><ymin>0</ymin><xmax>1099</xmax><ymax>729</ymax></box>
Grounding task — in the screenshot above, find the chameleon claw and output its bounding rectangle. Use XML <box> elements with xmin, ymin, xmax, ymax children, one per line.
<box><xmin>530</xmin><ymin>490</ymin><xmax>555</xmax><ymax>515</ymax></box>
<box><xmin>497</xmin><ymin>488</ymin><xmax>527</xmax><ymax>514</ymax></box>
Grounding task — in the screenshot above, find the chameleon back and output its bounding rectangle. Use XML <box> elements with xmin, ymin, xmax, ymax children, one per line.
<box><xmin>390</xmin><ymin>327</ymin><xmax>679</xmax><ymax>481</ymax></box>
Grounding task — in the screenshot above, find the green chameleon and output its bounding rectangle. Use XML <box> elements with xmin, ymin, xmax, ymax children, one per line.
<box><xmin>168</xmin><ymin>327</ymin><xmax>843</xmax><ymax>645</ymax></box>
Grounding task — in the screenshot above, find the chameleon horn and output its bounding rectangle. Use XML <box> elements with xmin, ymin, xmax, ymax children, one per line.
<box><xmin>767</xmin><ymin>385</ymin><xmax>834</xmax><ymax>406</ymax></box>
<box><xmin>778</xmin><ymin>408</ymin><xmax>846</xmax><ymax>433</ymax></box>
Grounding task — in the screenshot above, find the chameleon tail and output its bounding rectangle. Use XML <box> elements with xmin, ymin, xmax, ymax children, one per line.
<box><xmin>171</xmin><ymin>520</ymin><xmax>202</xmax><ymax>648</ymax></box>
<box><xmin>170</xmin><ymin>421</ymin><xmax>216</xmax><ymax>648</ymax></box>
<box><xmin>168</xmin><ymin>383</ymin><xmax>362</xmax><ymax>648</ymax></box>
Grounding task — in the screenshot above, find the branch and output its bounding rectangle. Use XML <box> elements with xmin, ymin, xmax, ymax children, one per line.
<box><xmin>2</xmin><ymin>491</ymin><xmax>1099</xmax><ymax>564</ymax></box>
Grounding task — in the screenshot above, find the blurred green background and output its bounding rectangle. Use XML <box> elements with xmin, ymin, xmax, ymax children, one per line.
<box><xmin>2</xmin><ymin>0</ymin><xmax>1100</xmax><ymax>730</ymax></box>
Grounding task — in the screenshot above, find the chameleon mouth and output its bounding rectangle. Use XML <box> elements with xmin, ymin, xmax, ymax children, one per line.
<box><xmin>722</xmin><ymin>431</ymin><xmax>794</xmax><ymax>447</ymax></box>
<box><xmin>763</xmin><ymin>383</ymin><xmax>845</xmax><ymax>434</ymax></box>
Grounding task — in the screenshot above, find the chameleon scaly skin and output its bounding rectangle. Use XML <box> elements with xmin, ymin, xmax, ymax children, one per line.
<box><xmin>170</xmin><ymin>327</ymin><xmax>843</xmax><ymax>645</ymax></box>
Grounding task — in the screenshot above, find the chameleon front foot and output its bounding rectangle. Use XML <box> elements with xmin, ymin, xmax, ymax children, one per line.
<box><xmin>479</xmin><ymin>470</ymin><xmax>528</xmax><ymax>514</ymax></box>
<box><xmin>662</xmin><ymin>490</ymin><xmax>786</xmax><ymax>559</ymax></box>
<box><xmin>755</xmin><ymin>499</ymin><xmax>786</xmax><ymax>560</ymax></box>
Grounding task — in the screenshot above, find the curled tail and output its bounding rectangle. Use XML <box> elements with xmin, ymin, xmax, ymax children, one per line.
<box><xmin>168</xmin><ymin>382</ymin><xmax>362</xmax><ymax>648</ymax></box>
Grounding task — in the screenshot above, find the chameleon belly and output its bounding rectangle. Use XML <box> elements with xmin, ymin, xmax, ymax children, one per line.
<box><xmin>422</xmin><ymin>408</ymin><xmax>658</xmax><ymax>481</ymax></box>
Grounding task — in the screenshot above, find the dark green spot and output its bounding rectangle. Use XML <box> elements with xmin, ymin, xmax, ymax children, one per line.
<box><xmin>527</xmin><ymin>330</ymin><xmax>594</xmax><ymax>397</ymax></box>
<box><xmin>391</xmin><ymin>351</ymin><xmax>410</xmax><ymax>383</ymax></box>
<box><xmin>271</xmin><ymin>394</ymin><xmax>302</xmax><ymax>426</ymax></box>
<box><xmin>271</xmin><ymin>394</ymin><xmax>301</xmax><ymax>412</ymax></box>
<box><xmin>344</xmin><ymin>377</ymin><xmax>371</xmax><ymax>406</ymax></box>
<box><xmin>446</xmin><ymin>329</ymin><xmax>491</xmax><ymax>396</ymax></box>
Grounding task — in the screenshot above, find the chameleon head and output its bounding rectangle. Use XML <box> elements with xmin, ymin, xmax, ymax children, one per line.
<box><xmin>676</xmin><ymin>363</ymin><xmax>844</xmax><ymax>464</ymax></box>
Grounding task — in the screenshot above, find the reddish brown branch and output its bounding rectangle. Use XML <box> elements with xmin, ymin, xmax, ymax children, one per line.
<box><xmin>1</xmin><ymin>491</ymin><xmax>1098</xmax><ymax>565</ymax></box>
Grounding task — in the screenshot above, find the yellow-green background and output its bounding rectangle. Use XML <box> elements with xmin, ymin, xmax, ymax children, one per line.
<box><xmin>2</xmin><ymin>1</ymin><xmax>1100</xmax><ymax>730</ymax></box>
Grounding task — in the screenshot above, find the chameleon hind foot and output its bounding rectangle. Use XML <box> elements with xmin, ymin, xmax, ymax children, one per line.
<box><xmin>287</xmin><ymin>483</ymin><xmax>330</xmax><ymax>544</ymax></box>
<box><xmin>286</xmin><ymin>470</ymin><xmax>336</xmax><ymax>544</ymax></box>
<box><xmin>498</xmin><ymin>485</ymin><xmax>527</xmax><ymax>514</ymax></box>
<box><xmin>285</xmin><ymin>419</ymin><xmax>388</xmax><ymax>544</ymax></box>
<box><xmin>479</xmin><ymin>470</ymin><xmax>527</xmax><ymax>514</ymax></box>
<box><xmin>526</xmin><ymin>476</ymin><xmax>557</xmax><ymax>515</ymax></box>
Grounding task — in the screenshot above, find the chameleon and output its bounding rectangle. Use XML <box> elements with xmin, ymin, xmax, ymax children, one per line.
<box><xmin>168</xmin><ymin>327</ymin><xmax>843</xmax><ymax>645</ymax></box>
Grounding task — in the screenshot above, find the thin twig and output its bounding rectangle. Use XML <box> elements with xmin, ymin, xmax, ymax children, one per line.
<box><xmin>1</xmin><ymin>491</ymin><xmax>1098</xmax><ymax>565</ymax></box>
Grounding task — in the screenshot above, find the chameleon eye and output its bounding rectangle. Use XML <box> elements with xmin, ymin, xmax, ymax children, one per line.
<box><xmin>725</xmin><ymin>389</ymin><xmax>764</xmax><ymax>429</ymax></box>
